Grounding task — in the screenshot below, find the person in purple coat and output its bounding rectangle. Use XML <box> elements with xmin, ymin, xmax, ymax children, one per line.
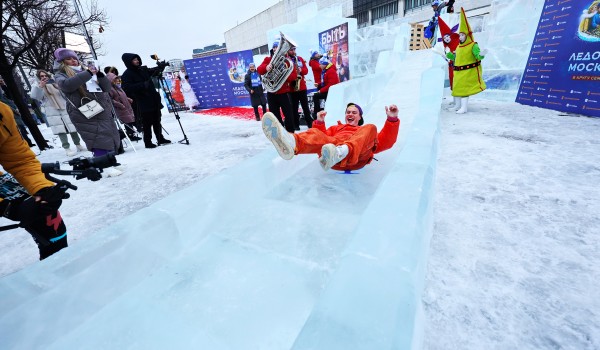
<box><xmin>107</xmin><ymin>73</ymin><xmax>141</xmax><ymax>141</ymax></box>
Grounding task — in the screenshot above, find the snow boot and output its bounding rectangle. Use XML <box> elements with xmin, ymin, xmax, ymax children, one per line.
<box><xmin>262</xmin><ymin>112</ymin><xmax>295</xmax><ymax>160</ymax></box>
<box><xmin>65</xmin><ymin>148</ymin><xmax>77</xmax><ymax>157</ymax></box>
<box><xmin>75</xmin><ymin>144</ymin><xmax>86</xmax><ymax>152</ymax></box>
<box><xmin>319</xmin><ymin>144</ymin><xmax>348</xmax><ymax>171</ymax></box>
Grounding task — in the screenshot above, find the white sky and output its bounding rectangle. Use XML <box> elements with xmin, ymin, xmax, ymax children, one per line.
<box><xmin>91</xmin><ymin>0</ymin><xmax>280</xmax><ymax>72</ymax></box>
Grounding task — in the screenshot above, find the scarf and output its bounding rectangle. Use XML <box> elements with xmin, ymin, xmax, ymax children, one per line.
<box><xmin>43</xmin><ymin>83</ymin><xmax>67</xmax><ymax>110</ymax></box>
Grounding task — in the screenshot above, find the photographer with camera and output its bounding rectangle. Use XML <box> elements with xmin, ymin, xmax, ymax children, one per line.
<box><xmin>120</xmin><ymin>53</ymin><xmax>171</xmax><ymax>149</ymax></box>
<box><xmin>0</xmin><ymin>102</ymin><xmax>69</xmax><ymax>260</ymax></box>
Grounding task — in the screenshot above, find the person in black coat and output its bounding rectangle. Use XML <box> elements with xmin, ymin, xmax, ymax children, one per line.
<box><xmin>120</xmin><ymin>53</ymin><xmax>170</xmax><ymax>149</ymax></box>
<box><xmin>243</xmin><ymin>63</ymin><xmax>267</xmax><ymax>121</ymax></box>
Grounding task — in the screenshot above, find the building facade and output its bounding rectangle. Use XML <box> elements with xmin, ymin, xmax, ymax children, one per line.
<box><xmin>224</xmin><ymin>0</ymin><xmax>492</xmax><ymax>54</ymax></box>
<box><xmin>192</xmin><ymin>44</ymin><xmax>228</xmax><ymax>59</ymax></box>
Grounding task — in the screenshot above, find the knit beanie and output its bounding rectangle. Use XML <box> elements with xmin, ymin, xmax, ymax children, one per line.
<box><xmin>347</xmin><ymin>103</ymin><xmax>364</xmax><ymax>126</ymax></box>
<box><xmin>53</xmin><ymin>48</ymin><xmax>78</xmax><ymax>62</ymax></box>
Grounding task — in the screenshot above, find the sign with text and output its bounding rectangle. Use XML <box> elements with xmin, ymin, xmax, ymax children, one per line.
<box><xmin>516</xmin><ymin>0</ymin><xmax>600</xmax><ymax>117</ymax></box>
<box><xmin>183</xmin><ymin>50</ymin><xmax>253</xmax><ymax>109</ymax></box>
<box><xmin>319</xmin><ymin>22</ymin><xmax>350</xmax><ymax>82</ymax></box>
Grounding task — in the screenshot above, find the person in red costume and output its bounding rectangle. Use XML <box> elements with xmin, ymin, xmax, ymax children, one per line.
<box><xmin>308</xmin><ymin>49</ymin><xmax>323</xmax><ymax>88</ymax></box>
<box><xmin>257</xmin><ymin>40</ymin><xmax>298</xmax><ymax>133</ymax></box>
<box><xmin>262</xmin><ymin>102</ymin><xmax>400</xmax><ymax>171</ymax></box>
<box><xmin>311</xmin><ymin>56</ymin><xmax>340</xmax><ymax>122</ymax></box>
<box><xmin>437</xmin><ymin>16</ymin><xmax>460</xmax><ymax>108</ymax></box>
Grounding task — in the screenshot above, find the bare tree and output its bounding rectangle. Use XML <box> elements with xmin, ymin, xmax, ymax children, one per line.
<box><xmin>0</xmin><ymin>0</ymin><xmax>108</xmax><ymax>150</ymax></box>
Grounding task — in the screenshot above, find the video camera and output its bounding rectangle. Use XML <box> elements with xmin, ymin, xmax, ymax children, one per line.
<box><xmin>41</xmin><ymin>153</ymin><xmax>119</xmax><ymax>184</ymax></box>
<box><xmin>150</xmin><ymin>54</ymin><xmax>170</xmax><ymax>76</ymax></box>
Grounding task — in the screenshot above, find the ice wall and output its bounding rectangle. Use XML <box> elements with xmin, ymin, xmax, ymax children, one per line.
<box><xmin>476</xmin><ymin>0</ymin><xmax>545</xmax><ymax>100</ymax></box>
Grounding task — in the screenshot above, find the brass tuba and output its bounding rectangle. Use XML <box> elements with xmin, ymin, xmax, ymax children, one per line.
<box><xmin>262</xmin><ymin>32</ymin><xmax>296</xmax><ymax>93</ymax></box>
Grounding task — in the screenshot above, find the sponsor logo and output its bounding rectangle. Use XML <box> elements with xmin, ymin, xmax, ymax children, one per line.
<box><xmin>545</xmin><ymin>63</ymin><xmax>554</xmax><ymax>67</ymax></box>
<box><xmin>537</xmin><ymin>87</ymin><xmax>547</xmax><ymax>91</ymax></box>
<box><xmin>534</xmin><ymin>99</ymin><xmax>543</xmax><ymax>103</ymax></box>
<box><xmin>571</xmin><ymin>90</ymin><xmax>582</xmax><ymax>94</ymax></box>
<box><xmin>533</xmin><ymin>44</ymin><xmax>542</xmax><ymax>48</ymax></box>
<box><xmin>548</xmin><ymin>94</ymin><xmax>558</xmax><ymax>98</ymax></box>
<box><xmin>552</xmin><ymin>35</ymin><xmax>563</xmax><ymax>40</ymax></box>
<box><xmin>561</xmin><ymin>6</ymin><xmax>571</xmax><ymax>10</ymax></box>
<box><xmin>524</xmin><ymin>80</ymin><xmax>532</xmax><ymax>84</ymax></box>
<box><xmin>541</xmin><ymin>75</ymin><xmax>550</xmax><ymax>79</ymax></box>
<box><xmin>585</xmin><ymin>98</ymin><xmax>598</xmax><ymax>103</ymax></box>
<box><xmin>556</xmin><ymin>21</ymin><xmax>566</xmax><ymax>26</ymax></box>
<box><xmin>548</xmin><ymin>49</ymin><xmax>558</xmax><ymax>53</ymax></box>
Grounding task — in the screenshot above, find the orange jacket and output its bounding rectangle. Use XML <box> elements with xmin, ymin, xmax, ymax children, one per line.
<box><xmin>0</xmin><ymin>102</ymin><xmax>53</xmax><ymax>202</ymax></box>
<box><xmin>312</xmin><ymin>117</ymin><xmax>400</xmax><ymax>170</ymax></box>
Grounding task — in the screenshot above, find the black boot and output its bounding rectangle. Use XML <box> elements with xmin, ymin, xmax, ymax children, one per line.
<box><xmin>145</xmin><ymin>143</ymin><xmax>157</xmax><ymax>149</ymax></box>
<box><xmin>157</xmin><ymin>138</ymin><xmax>171</xmax><ymax>145</ymax></box>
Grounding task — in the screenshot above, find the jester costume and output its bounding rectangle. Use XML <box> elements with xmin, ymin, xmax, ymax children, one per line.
<box><xmin>447</xmin><ymin>8</ymin><xmax>486</xmax><ymax>100</ymax></box>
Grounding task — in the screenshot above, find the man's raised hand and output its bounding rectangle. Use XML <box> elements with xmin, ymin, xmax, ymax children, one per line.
<box><xmin>386</xmin><ymin>104</ymin><xmax>399</xmax><ymax>118</ymax></box>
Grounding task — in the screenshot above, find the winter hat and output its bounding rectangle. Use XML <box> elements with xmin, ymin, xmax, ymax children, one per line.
<box><xmin>53</xmin><ymin>48</ymin><xmax>78</xmax><ymax>62</ymax></box>
<box><xmin>431</xmin><ymin>0</ymin><xmax>441</xmax><ymax>6</ymax></box>
<box><xmin>310</xmin><ymin>49</ymin><xmax>320</xmax><ymax>58</ymax></box>
<box><xmin>319</xmin><ymin>57</ymin><xmax>329</xmax><ymax>65</ymax></box>
<box><xmin>272</xmin><ymin>40</ymin><xmax>279</xmax><ymax>48</ymax></box>
<box><xmin>347</xmin><ymin>103</ymin><xmax>364</xmax><ymax>126</ymax></box>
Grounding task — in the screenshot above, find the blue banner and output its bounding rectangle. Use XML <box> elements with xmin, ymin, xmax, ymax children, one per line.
<box><xmin>183</xmin><ymin>50</ymin><xmax>253</xmax><ymax>109</ymax></box>
<box><xmin>516</xmin><ymin>0</ymin><xmax>600</xmax><ymax>117</ymax></box>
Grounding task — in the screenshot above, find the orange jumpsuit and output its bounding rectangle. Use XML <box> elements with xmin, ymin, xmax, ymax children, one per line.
<box><xmin>293</xmin><ymin>117</ymin><xmax>400</xmax><ymax>171</ymax></box>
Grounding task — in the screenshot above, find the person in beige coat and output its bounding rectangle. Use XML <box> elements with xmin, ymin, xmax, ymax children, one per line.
<box><xmin>31</xmin><ymin>70</ymin><xmax>84</xmax><ymax>156</ymax></box>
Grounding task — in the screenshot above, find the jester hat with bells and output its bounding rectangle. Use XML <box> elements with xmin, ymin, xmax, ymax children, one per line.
<box><xmin>438</xmin><ymin>16</ymin><xmax>460</xmax><ymax>52</ymax></box>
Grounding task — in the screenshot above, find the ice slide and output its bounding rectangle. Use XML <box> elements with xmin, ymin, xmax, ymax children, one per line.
<box><xmin>0</xmin><ymin>50</ymin><xmax>445</xmax><ymax>349</ymax></box>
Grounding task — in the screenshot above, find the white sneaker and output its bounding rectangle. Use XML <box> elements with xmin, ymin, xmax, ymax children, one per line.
<box><xmin>65</xmin><ymin>148</ymin><xmax>77</xmax><ymax>157</ymax></box>
<box><xmin>262</xmin><ymin>112</ymin><xmax>295</xmax><ymax>160</ymax></box>
<box><xmin>104</xmin><ymin>167</ymin><xmax>123</xmax><ymax>178</ymax></box>
<box><xmin>319</xmin><ymin>144</ymin><xmax>348</xmax><ymax>171</ymax></box>
<box><xmin>76</xmin><ymin>145</ymin><xmax>86</xmax><ymax>152</ymax></box>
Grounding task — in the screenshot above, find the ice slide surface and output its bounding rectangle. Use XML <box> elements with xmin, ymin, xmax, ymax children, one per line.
<box><xmin>0</xmin><ymin>50</ymin><xmax>444</xmax><ymax>349</ymax></box>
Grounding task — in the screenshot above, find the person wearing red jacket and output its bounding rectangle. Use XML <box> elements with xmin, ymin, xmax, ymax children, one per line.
<box><xmin>312</xmin><ymin>57</ymin><xmax>340</xmax><ymax>122</ymax></box>
<box><xmin>262</xmin><ymin>102</ymin><xmax>400</xmax><ymax>171</ymax></box>
<box><xmin>288</xmin><ymin>47</ymin><xmax>313</xmax><ymax>129</ymax></box>
<box><xmin>257</xmin><ymin>40</ymin><xmax>298</xmax><ymax>133</ymax></box>
<box><xmin>308</xmin><ymin>50</ymin><xmax>323</xmax><ymax>88</ymax></box>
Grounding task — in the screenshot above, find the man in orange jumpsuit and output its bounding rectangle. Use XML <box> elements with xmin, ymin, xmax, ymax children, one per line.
<box><xmin>262</xmin><ymin>102</ymin><xmax>400</xmax><ymax>171</ymax></box>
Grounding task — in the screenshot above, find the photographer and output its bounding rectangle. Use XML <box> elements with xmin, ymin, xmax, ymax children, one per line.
<box><xmin>120</xmin><ymin>53</ymin><xmax>171</xmax><ymax>149</ymax></box>
<box><xmin>0</xmin><ymin>102</ymin><xmax>69</xmax><ymax>260</ymax></box>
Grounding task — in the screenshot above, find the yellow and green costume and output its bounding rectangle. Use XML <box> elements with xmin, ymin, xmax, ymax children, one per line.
<box><xmin>448</xmin><ymin>8</ymin><xmax>486</xmax><ymax>97</ymax></box>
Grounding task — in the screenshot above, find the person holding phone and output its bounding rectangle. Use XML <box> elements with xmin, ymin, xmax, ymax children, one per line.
<box><xmin>31</xmin><ymin>70</ymin><xmax>84</xmax><ymax>156</ymax></box>
<box><xmin>53</xmin><ymin>48</ymin><xmax>122</xmax><ymax>177</ymax></box>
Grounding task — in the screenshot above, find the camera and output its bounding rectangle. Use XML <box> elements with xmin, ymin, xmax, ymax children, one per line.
<box><xmin>150</xmin><ymin>54</ymin><xmax>170</xmax><ymax>76</ymax></box>
<box><xmin>68</xmin><ymin>153</ymin><xmax>118</xmax><ymax>172</ymax></box>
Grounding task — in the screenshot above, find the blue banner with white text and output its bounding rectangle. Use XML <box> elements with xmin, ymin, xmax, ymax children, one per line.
<box><xmin>516</xmin><ymin>0</ymin><xmax>600</xmax><ymax>117</ymax></box>
<box><xmin>183</xmin><ymin>50</ymin><xmax>253</xmax><ymax>109</ymax></box>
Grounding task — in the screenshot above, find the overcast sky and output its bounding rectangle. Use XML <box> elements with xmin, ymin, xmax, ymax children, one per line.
<box><xmin>92</xmin><ymin>0</ymin><xmax>280</xmax><ymax>72</ymax></box>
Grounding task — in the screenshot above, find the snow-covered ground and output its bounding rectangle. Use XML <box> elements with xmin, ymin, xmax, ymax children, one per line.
<box><xmin>424</xmin><ymin>99</ymin><xmax>600</xmax><ymax>350</ymax></box>
<box><xmin>1</xmin><ymin>99</ymin><xmax>598</xmax><ymax>349</ymax></box>
<box><xmin>0</xmin><ymin>110</ymin><xmax>271</xmax><ymax>277</ymax></box>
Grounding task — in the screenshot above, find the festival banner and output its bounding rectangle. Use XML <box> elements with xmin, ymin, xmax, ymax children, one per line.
<box><xmin>516</xmin><ymin>0</ymin><xmax>600</xmax><ymax>117</ymax></box>
<box><xmin>183</xmin><ymin>50</ymin><xmax>253</xmax><ymax>109</ymax></box>
<box><xmin>319</xmin><ymin>22</ymin><xmax>351</xmax><ymax>82</ymax></box>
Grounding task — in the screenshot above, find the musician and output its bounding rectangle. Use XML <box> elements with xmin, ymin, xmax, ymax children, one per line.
<box><xmin>257</xmin><ymin>40</ymin><xmax>298</xmax><ymax>133</ymax></box>
<box><xmin>308</xmin><ymin>50</ymin><xmax>323</xmax><ymax>88</ymax></box>
<box><xmin>287</xmin><ymin>47</ymin><xmax>313</xmax><ymax>129</ymax></box>
<box><xmin>311</xmin><ymin>57</ymin><xmax>339</xmax><ymax>122</ymax></box>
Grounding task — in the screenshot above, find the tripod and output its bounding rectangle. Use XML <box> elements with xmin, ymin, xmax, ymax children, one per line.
<box><xmin>156</xmin><ymin>75</ymin><xmax>190</xmax><ymax>145</ymax></box>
